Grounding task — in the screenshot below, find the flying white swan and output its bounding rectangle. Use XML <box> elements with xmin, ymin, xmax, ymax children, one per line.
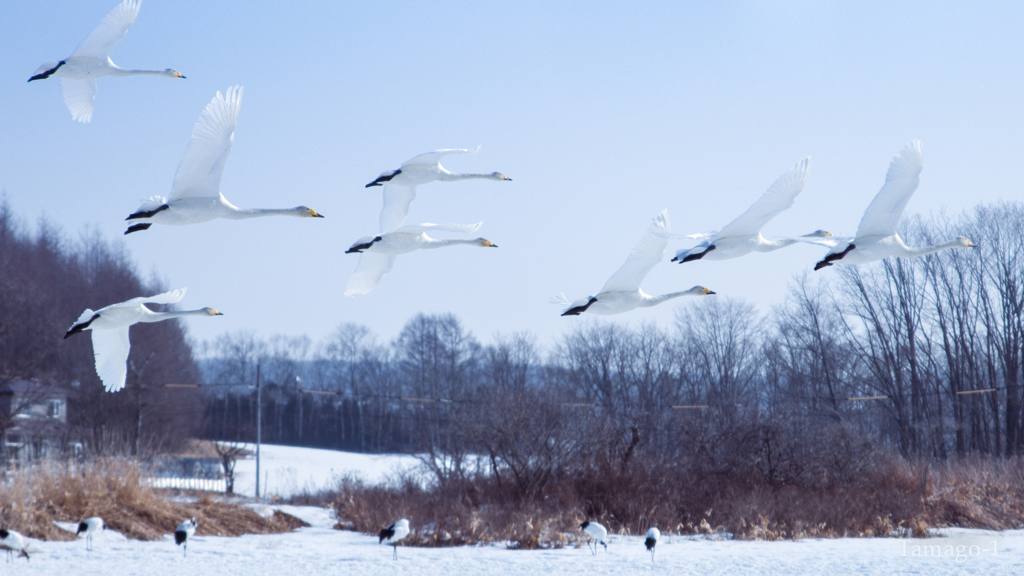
<box><xmin>557</xmin><ymin>210</ymin><xmax>715</xmax><ymax>316</ymax></box>
<box><xmin>366</xmin><ymin>147</ymin><xmax>511</xmax><ymax>233</ymax></box>
<box><xmin>123</xmin><ymin>86</ymin><xmax>323</xmax><ymax>234</ymax></box>
<box><xmin>344</xmin><ymin>223</ymin><xmax>498</xmax><ymax>296</ymax></box>
<box><xmin>813</xmin><ymin>141</ymin><xmax>976</xmax><ymax>270</ymax></box>
<box><xmin>64</xmin><ymin>288</ymin><xmax>222</xmax><ymax>392</ymax></box>
<box><xmin>346</xmin><ymin>220</ymin><xmax>497</xmax><ymax>295</ymax></box>
<box><xmin>28</xmin><ymin>0</ymin><xmax>185</xmax><ymax>122</ymax></box>
<box><xmin>670</xmin><ymin>157</ymin><xmax>832</xmax><ymax>263</ymax></box>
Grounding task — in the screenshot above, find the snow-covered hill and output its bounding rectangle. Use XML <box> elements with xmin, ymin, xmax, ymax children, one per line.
<box><xmin>226</xmin><ymin>443</ymin><xmax>421</xmax><ymax>498</ymax></box>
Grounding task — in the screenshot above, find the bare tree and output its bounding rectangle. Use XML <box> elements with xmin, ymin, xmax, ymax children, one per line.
<box><xmin>213</xmin><ymin>440</ymin><xmax>248</xmax><ymax>494</ymax></box>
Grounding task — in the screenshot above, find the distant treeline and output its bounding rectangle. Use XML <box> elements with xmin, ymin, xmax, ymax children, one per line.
<box><xmin>4</xmin><ymin>195</ymin><xmax>1023</xmax><ymax>478</ymax></box>
<box><xmin>203</xmin><ymin>202</ymin><xmax>1024</xmax><ymax>486</ymax></box>
<box><xmin>0</xmin><ymin>198</ymin><xmax>203</xmax><ymax>464</ymax></box>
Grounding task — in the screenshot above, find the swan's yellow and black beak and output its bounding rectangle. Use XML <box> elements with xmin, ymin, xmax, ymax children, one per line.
<box><xmin>503</xmin><ymin>175</ymin><xmax>512</xmax><ymax>181</ymax></box>
<box><xmin>705</xmin><ymin>288</ymin><xmax>716</xmax><ymax>295</ymax></box>
<box><xmin>310</xmin><ymin>209</ymin><xmax>324</xmax><ymax>218</ymax></box>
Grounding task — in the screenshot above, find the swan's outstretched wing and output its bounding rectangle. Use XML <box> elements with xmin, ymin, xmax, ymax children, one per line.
<box><xmin>379</xmin><ymin>184</ymin><xmax>416</xmax><ymax>233</ymax></box>
<box><xmin>684</xmin><ymin>231</ymin><xmax>717</xmax><ymax>240</ymax></box>
<box><xmin>344</xmin><ymin>253</ymin><xmax>397</xmax><ymax>296</ymax></box>
<box><xmin>71</xmin><ymin>0</ymin><xmax>141</xmax><ymax>59</ymax></box>
<box><xmin>854</xmin><ymin>141</ymin><xmax>924</xmax><ymax>239</ymax></box>
<box><xmin>106</xmin><ymin>288</ymin><xmax>187</xmax><ymax>310</ymax></box>
<box><xmin>654</xmin><ymin>230</ymin><xmax>714</xmax><ymax>240</ymax></box>
<box><xmin>58</xmin><ymin>78</ymin><xmax>97</xmax><ymax>123</ymax></box>
<box><xmin>170</xmin><ymin>86</ymin><xmax>243</xmax><ymax>201</ymax></box>
<box><xmin>392</xmin><ymin>222</ymin><xmax>482</xmax><ymax>234</ymax></box>
<box><xmin>600</xmin><ymin>210</ymin><xmax>669</xmax><ymax>293</ymax></box>
<box><xmin>92</xmin><ymin>326</ymin><xmax>130</xmax><ymax>392</ymax></box>
<box><xmin>716</xmin><ymin>157</ymin><xmax>811</xmax><ymax>239</ymax></box>
<box><xmin>401</xmin><ymin>146</ymin><xmax>481</xmax><ymax>168</ymax></box>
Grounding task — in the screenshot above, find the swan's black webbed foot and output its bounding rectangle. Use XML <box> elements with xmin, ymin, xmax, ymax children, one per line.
<box><xmin>125</xmin><ymin>223</ymin><xmax>153</xmax><ymax>235</ymax></box>
<box><xmin>814</xmin><ymin>244</ymin><xmax>855</xmax><ymax>271</ymax></box>
<box><xmin>126</xmin><ymin>204</ymin><xmax>169</xmax><ymax>220</ymax></box>
<box><xmin>561</xmin><ymin>297</ymin><xmax>598</xmax><ymax>316</ymax></box>
<box><xmin>679</xmin><ymin>244</ymin><xmax>716</xmax><ymax>263</ymax></box>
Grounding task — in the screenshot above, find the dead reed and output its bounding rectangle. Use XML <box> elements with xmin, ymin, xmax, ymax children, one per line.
<box><xmin>324</xmin><ymin>455</ymin><xmax>1024</xmax><ymax>547</ymax></box>
<box><xmin>0</xmin><ymin>458</ymin><xmax>306</xmax><ymax>541</ymax></box>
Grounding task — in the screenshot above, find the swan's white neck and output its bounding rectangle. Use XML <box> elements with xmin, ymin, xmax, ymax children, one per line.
<box><xmin>437</xmin><ymin>170</ymin><xmax>496</xmax><ymax>182</ymax></box>
<box><xmin>140</xmin><ymin>309</ymin><xmax>211</xmax><ymax>323</ymax></box>
<box><xmin>420</xmin><ymin>237</ymin><xmax>484</xmax><ymax>249</ymax></box>
<box><xmin>643</xmin><ymin>290</ymin><xmax>699</xmax><ymax>307</ymax></box>
<box><xmin>226</xmin><ymin>207</ymin><xmax>304</xmax><ymax>219</ymax></box>
<box><xmin>895</xmin><ymin>237</ymin><xmax>970</xmax><ymax>258</ymax></box>
<box><xmin>108</xmin><ymin>67</ymin><xmax>178</xmax><ymax>78</ymax></box>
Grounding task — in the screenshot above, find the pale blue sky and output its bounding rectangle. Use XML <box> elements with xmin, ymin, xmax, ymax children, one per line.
<box><xmin>1</xmin><ymin>1</ymin><xmax>1021</xmax><ymax>350</ymax></box>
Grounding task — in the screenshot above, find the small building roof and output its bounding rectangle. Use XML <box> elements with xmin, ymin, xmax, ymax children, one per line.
<box><xmin>0</xmin><ymin>378</ymin><xmax>69</xmax><ymax>398</ymax></box>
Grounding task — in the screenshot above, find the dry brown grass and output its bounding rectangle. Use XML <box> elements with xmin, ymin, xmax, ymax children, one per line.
<box><xmin>0</xmin><ymin>458</ymin><xmax>306</xmax><ymax>541</ymax></box>
<box><xmin>922</xmin><ymin>456</ymin><xmax>1024</xmax><ymax>531</ymax></box>
<box><xmin>330</xmin><ymin>474</ymin><xmax>582</xmax><ymax>549</ymax></box>
<box><xmin>324</xmin><ymin>455</ymin><xmax>1024</xmax><ymax>547</ymax></box>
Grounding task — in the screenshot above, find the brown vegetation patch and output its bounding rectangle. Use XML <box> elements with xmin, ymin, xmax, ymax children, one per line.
<box><xmin>0</xmin><ymin>459</ymin><xmax>304</xmax><ymax>541</ymax></box>
<box><xmin>324</xmin><ymin>456</ymin><xmax>1024</xmax><ymax>547</ymax></box>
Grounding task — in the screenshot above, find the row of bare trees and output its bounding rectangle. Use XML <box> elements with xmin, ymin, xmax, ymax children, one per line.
<box><xmin>202</xmin><ymin>203</ymin><xmax>1024</xmax><ymax>491</ymax></box>
<box><xmin>0</xmin><ymin>198</ymin><xmax>203</xmax><ymax>464</ymax></box>
<box><xmin>6</xmin><ymin>193</ymin><xmax>1019</xmax><ymax>478</ymax></box>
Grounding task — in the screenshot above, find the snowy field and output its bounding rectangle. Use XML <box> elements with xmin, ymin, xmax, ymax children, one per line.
<box><xmin>21</xmin><ymin>506</ymin><xmax>1023</xmax><ymax>575</ymax></box>
<box><xmin>226</xmin><ymin>443</ymin><xmax>422</xmax><ymax>498</ymax></box>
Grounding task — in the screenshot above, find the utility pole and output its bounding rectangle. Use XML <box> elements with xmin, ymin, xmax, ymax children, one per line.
<box><xmin>296</xmin><ymin>376</ymin><xmax>303</xmax><ymax>441</ymax></box>
<box><xmin>255</xmin><ymin>363</ymin><xmax>262</xmax><ymax>501</ymax></box>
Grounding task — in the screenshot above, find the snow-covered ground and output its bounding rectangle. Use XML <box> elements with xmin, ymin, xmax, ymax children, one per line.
<box><xmin>31</xmin><ymin>443</ymin><xmax>1004</xmax><ymax>574</ymax></box>
<box><xmin>19</xmin><ymin>507</ymin><xmax>1023</xmax><ymax>576</ymax></box>
<box><xmin>226</xmin><ymin>443</ymin><xmax>421</xmax><ymax>498</ymax></box>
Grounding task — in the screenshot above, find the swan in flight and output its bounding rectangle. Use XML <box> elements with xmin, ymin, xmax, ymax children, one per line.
<box><xmin>366</xmin><ymin>147</ymin><xmax>511</xmax><ymax>233</ymax></box>
<box><xmin>64</xmin><ymin>288</ymin><xmax>222</xmax><ymax>392</ymax></box>
<box><xmin>123</xmin><ymin>86</ymin><xmax>323</xmax><ymax>234</ymax></box>
<box><xmin>557</xmin><ymin>210</ymin><xmax>715</xmax><ymax>316</ymax></box>
<box><xmin>28</xmin><ymin>0</ymin><xmax>185</xmax><ymax>122</ymax></box>
<box><xmin>671</xmin><ymin>158</ymin><xmax>832</xmax><ymax>263</ymax></box>
<box><xmin>813</xmin><ymin>141</ymin><xmax>976</xmax><ymax>271</ymax></box>
<box><xmin>344</xmin><ymin>223</ymin><xmax>498</xmax><ymax>295</ymax></box>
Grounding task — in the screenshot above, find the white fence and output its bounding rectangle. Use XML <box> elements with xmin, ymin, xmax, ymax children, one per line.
<box><xmin>141</xmin><ymin>476</ymin><xmax>227</xmax><ymax>492</ymax></box>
